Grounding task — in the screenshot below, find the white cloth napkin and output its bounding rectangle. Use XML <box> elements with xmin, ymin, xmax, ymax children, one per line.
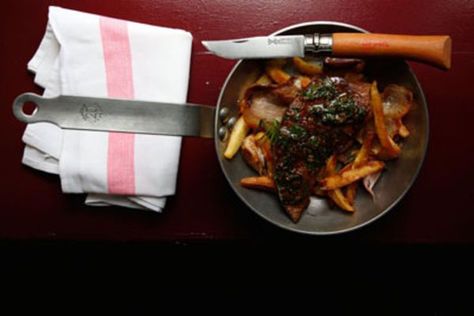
<box><xmin>22</xmin><ymin>6</ymin><xmax>193</xmax><ymax>211</ymax></box>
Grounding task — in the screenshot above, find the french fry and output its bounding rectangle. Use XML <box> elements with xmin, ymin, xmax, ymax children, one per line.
<box><xmin>328</xmin><ymin>190</ymin><xmax>354</xmax><ymax>212</ymax></box>
<box><xmin>345</xmin><ymin>128</ymin><xmax>374</xmax><ymax>206</ymax></box>
<box><xmin>385</xmin><ymin>116</ymin><xmax>410</xmax><ymax>139</ymax></box>
<box><xmin>321</xmin><ymin>161</ymin><xmax>385</xmax><ymax>190</ymax></box>
<box><xmin>371</xmin><ymin>81</ymin><xmax>401</xmax><ymax>159</ymax></box>
<box><xmin>313</xmin><ymin>186</ymin><xmax>326</xmax><ymax>197</ymax></box>
<box><xmin>297</xmin><ymin>75</ymin><xmax>312</xmax><ymax>89</ymax></box>
<box><xmin>255</xmin><ymin>74</ymin><xmax>272</xmax><ymax>85</ymax></box>
<box><xmin>265</xmin><ymin>66</ymin><xmax>291</xmax><ymax>84</ymax></box>
<box><xmin>224</xmin><ymin>116</ymin><xmax>249</xmax><ymax>159</ymax></box>
<box><xmin>293</xmin><ymin>57</ymin><xmax>323</xmax><ymax>75</ymax></box>
<box><xmin>345</xmin><ymin>184</ymin><xmax>357</xmax><ymax>205</ymax></box>
<box><xmin>325</xmin><ymin>155</ymin><xmax>354</xmax><ymax>212</ymax></box>
<box><xmin>254</xmin><ymin>131</ymin><xmax>266</xmax><ymax>141</ymax></box>
<box><xmin>354</xmin><ymin>128</ymin><xmax>374</xmax><ymax>166</ymax></box>
<box><xmin>325</xmin><ymin>154</ymin><xmax>338</xmax><ymax>174</ymax></box>
<box><xmin>240</xmin><ymin>176</ymin><xmax>275</xmax><ymax>192</ymax></box>
<box><xmin>398</xmin><ymin>121</ymin><xmax>410</xmax><ymax>138</ymax></box>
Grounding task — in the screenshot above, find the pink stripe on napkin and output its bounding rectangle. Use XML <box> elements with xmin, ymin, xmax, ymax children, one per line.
<box><xmin>99</xmin><ymin>17</ymin><xmax>136</xmax><ymax>195</ymax></box>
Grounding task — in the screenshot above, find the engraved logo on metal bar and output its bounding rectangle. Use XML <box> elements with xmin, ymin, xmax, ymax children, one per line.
<box><xmin>80</xmin><ymin>103</ymin><xmax>103</xmax><ymax>122</ymax></box>
<box><xmin>267</xmin><ymin>37</ymin><xmax>293</xmax><ymax>45</ymax></box>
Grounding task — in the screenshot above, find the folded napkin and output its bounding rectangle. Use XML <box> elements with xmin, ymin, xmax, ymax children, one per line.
<box><xmin>22</xmin><ymin>6</ymin><xmax>193</xmax><ymax>211</ymax></box>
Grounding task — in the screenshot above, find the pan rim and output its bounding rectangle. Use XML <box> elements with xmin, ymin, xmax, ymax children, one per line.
<box><xmin>214</xmin><ymin>21</ymin><xmax>429</xmax><ymax>235</ymax></box>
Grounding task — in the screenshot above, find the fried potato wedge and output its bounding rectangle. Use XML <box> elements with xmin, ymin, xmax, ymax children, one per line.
<box><xmin>325</xmin><ymin>155</ymin><xmax>354</xmax><ymax>212</ymax></box>
<box><xmin>224</xmin><ymin>116</ymin><xmax>249</xmax><ymax>159</ymax></box>
<box><xmin>345</xmin><ymin>184</ymin><xmax>357</xmax><ymax>205</ymax></box>
<box><xmin>328</xmin><ymin>190</ymin><xmax>354</xmax><ymax>212</ymax></box>
<box><xmin>265</xmin><ymin>66</ymin><xmax>291</xmax><ymax>84</ymax></box>
<box><xmin>296</xmin><ymin>75</ymin><xmax>312</xmax><ymax>89</ymax></box>
<box><xmin>321</xmin><ymin>160</ymin><xmax>385</xmax><ymax>190</ymax></box>
<box><xmin>386</xmin><ymin>116</ymin><xmax>410</xmax><ymax>139</ymax></box>
<box><xmin>345</xmin><ymin>128</ymin><xmax>374</xmax><ymax>207</ymax></box>
<box><xmin>293</xmin><ymin>57</ymin><xmax>323</xmax><ymax>75</ymax></box>
<box><xmin>371</xmin><ymin>81</ymin><xmax>401</xmax><ymax>159</ymax></box>
<box><xmin>240</xmin><ymin>176</ymin><xmax>275</xmax><ymax>192</ymax></box>
<box><xmin>354</xmin><ymin>128</ymin><xmax>374</xmax><ymax>167</ymax></box>
<box><xmin>398</xmin><ymin>122</ymin><xmax>410</xmax><ymax>138</ymax></box>
<box><xmin>255</xmin><ymin>74</ymin><xmax>272</xmax><ymax>85</ymax></box>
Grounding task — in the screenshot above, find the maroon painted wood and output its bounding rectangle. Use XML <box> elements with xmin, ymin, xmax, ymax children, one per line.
<box><xmin>1</xmin><ymin>0</ymin><xmax>473</xmax><ymax>242</ymax></box>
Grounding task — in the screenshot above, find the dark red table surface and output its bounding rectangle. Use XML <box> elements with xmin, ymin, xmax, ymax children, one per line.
<box><xmin>1</xmin><ymin>0</ymin><xmax>473</xmax><ymax>243</ymax></box>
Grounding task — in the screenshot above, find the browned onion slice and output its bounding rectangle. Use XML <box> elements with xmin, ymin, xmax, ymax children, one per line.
<box><xmin>240</xmin><ymin>84</ymin><xmax>290</xmax><ymax>128</ymax></box>
<box><xmin>383</xmin><ymin>84</ymin><xmax>413</xmax><ymax>119</ymax></box>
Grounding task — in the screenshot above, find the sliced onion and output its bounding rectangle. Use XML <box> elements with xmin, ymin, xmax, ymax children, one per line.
<box><xmin>382</xmin><ymin>84</ymin><xmax>413</xmax><ymax>119</ymax></box>
<box><xmin>241</xmin><ymin>85</ymin><xmax>289</xmax><ymax>129</ymax></box>
<box><xmin>381</xmin><ymin>84</ymin><xmax>413</xmax><ymax>139</ymax></box>
<box><xmin>251</xmin><ymin>93</ymin><xmax>286</xmax><ymax>119</ymax></box>
<box><xmin>363</xmin><ymin>170</ymin><xmax>382</xmax><ymax>200</ymax></box>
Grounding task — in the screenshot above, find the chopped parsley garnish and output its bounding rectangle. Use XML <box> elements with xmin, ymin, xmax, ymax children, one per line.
<box><xmin>303</xmin><ymin>77</ymin><xmax>337</xmax><ymax>100</ymax></box>
<box><xmin>289</xmin><ymin>124</ymin><xmax>306</xmax><ymax>140</ymax></box>
<box><xmin>309</xmin><ymin>94</ymin><xmax>367</xmax><ymax>125</ymax></box>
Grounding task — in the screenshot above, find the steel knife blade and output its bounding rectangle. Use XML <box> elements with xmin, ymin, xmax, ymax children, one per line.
<box><xmin>202</xmin><ymin>35</ymin><xmax>311</xmax><ymax>59</ymax></box>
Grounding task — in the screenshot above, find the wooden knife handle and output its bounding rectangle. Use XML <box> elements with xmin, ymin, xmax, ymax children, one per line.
<box><xmin>332</xmin><ymin>33</ymin><xmax>452</xmax><ymax>69</ymax></box>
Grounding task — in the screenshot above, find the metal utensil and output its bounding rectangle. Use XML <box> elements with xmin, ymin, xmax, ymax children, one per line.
<box><xmin>13</xmin><ymin>93</ymin><xmax>215</xmax><ymax>138</ymax></box>
<box><xmin>203</xmin><ymin>32</ymin><xmax>452</xmax><ymax>69</ymax></box>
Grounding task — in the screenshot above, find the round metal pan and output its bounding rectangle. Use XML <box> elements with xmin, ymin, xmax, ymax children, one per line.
<box><xmin>215</xmin><ymin>21</ymin><xmax>429</xmax><ymax>235</ymax></box>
